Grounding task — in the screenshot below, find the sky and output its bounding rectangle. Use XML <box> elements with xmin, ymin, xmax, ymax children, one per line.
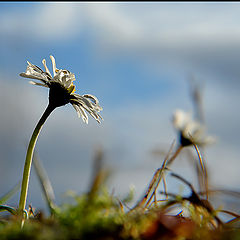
<box><xmin>1</xmin><ymin>2</ymin><xmax>240</xmax><ymax>215</ymax></box>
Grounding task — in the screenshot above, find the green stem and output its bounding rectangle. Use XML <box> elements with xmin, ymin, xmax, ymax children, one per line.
<box><xmin>18</xmin><ymin>104</ymin><xmax>55</xmax><ymax>216</ymax></box>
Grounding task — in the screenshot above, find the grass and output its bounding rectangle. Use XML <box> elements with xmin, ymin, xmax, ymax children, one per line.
<box><xmin>1</xmin><ymin>143</ymin><xmax>240</xmax><ymax>240</ymax></box>
<box><xmin>1</xmin><ymin>76</ymin><xmax>240</xmax><ymax>239</ymax></box>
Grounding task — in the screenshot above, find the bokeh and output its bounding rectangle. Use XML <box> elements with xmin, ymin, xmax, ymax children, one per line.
<box><xmin>1</xmin><ymin>2</ymin><xmax>240</xmax><ymax>213</ymax></box>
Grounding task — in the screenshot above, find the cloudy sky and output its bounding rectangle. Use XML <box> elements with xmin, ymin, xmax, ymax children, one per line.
<box><xmin>1</xmin><ymin>2</ymin><xmax>240</xmax><ymax>214</ymax></box>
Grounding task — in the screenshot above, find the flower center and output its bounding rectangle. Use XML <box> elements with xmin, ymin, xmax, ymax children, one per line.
<box><xmin>48</xmin><ymin>82</ymin><xmax>71</xmax><ymax>108</ymax></box>
<box><xmin>180</xmin><ymin>132</ymin><xmax>193</xmax><ymax>147</ymax></box>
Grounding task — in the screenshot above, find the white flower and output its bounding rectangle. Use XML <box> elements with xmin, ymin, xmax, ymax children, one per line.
<box><xmin>20</xmin><ymin>55</ymin><xmax>103</xmax><ymax>124</ymax></box>
<box><xmin>172</xmin><ymin>109</ymin><xmax>215</xmax><ymax>147</ymax></box>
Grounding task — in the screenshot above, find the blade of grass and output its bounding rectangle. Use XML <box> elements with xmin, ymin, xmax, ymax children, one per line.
<box><xmin>192</xmin><ymin>142</ymin><xmax>209</xmax><ymax>200</ymax></box>
<box><xmin>188</xmin><ymin>75</ymin><xmax>205</xmax><ymax>124</ymax></box>
<box><xmin>166</xmin><ymin>144</ymin><xmax>183</xmax><ymax>167</ymax></box>
<box><xmin>88</xmin><ymin>147</ymin><xmax>110</xmax><ymax>200</ymax></box>
<box><xmin>133</xmin><ymin>141</ymin><xmax>175</xmax><ymax>209</ymax></box>
<box><xmin>0</xmin><ymin>205</ymin><xmax>17</xmax><ymax>215</ymax></box>
<box><xmin>0</xmin><ymin>181</ymin><xmax>21</xmax><ymax>205</ymax></box>
<box><xmin>32</xmin><ymin>151</ymin><xmax>58</xmax><ymax>215</ymax></box>
<box><xmin>199</xmin><ymin>189</ymin><xmax>240</xmax><ymax>199</ymax></box>
<box><xmin>221</xmin><ymin>210</ymin><xmax>240</xmax><ymax>225</ymax></box>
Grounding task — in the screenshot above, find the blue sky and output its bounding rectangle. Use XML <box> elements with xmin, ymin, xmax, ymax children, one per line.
<box><xmin>1</xmin><ymin>2</ymin><xmax>240</xmax><ymax>214</ymax></box>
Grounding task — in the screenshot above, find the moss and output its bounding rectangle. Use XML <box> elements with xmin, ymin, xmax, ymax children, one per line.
<box><xmin>1</xmin><ymin>187</ymin><xmax>240</xmax><ymax>240</ymax></box>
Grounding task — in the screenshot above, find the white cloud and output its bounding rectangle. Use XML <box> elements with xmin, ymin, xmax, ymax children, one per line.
<box><xmin>32</xmin><ymin>3</ymin><xmax>80</xmax><ymax>41</ymax></box>
<box><xmin>2</xmin><ymin>2</ymin><xmax>240</xmax><ymax>83</ymax></box>
<box><xmin>2</xmin><ymin>2</ymin><xmax>240</xmax><ymax>46</ymax></box>
<box><xmin>0</xmin><ymin>3</ymin><xmax>81</xmax><ymax>42</ymax></box>
<box><xmin>80</xmin><ymin>3</ymin><xmax>240</xmax><ymax>48</ymax></box>
<box><xmin>83</xmin><ymin>3</ymin><xmax>142</xmax><ymax>45</ymax></box>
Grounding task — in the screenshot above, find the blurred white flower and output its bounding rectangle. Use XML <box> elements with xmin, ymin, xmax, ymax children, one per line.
<box><xmin>20</xmin><ymin>55</ymin><xmax>103</xmax><ymax>124</ymax></box>
<box><xmin>172</xmin><ymin>109</ymin><xmax>215</xmax><ymax>147</ymax></box>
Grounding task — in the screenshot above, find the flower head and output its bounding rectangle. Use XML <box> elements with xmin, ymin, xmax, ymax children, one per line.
<box><xmin>172</xmin><ymin>109</ymin><xmax>215</xmax><ymax>147</ymax></box>
<box><xmin>20</xmin><ymin>55</ymin><xmax>103</xmax><ymax>124</ymax></box>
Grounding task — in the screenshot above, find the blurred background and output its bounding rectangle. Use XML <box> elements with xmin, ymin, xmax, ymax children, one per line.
<box><xmin>1</xmin><ymin>2</ymin><xmax>240</xmax><ymax>214</ymax></box>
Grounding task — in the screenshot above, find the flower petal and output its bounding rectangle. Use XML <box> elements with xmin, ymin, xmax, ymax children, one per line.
<box><xmin>42</xmin><ymin>59</ymin><xmax>52</xmax><ymax>78</ymax></box>
<box><xmin>70</xmin><ymin>94</ymin><xmax>103</xmax><ymax>123</ymax></box>
<box><xmin>71</xmin><ymin>94</ymin><xmax>101</xmax><ymax>112</ymax></box>
<box><xmin>53</xmin><ymin>70</ymin><xmax>75</xmax><ymax>88</ymax></box>
<box><xmin>173</xmin><ymin>109</ymin><xmax>215</xmax><ymax>147</ymax></box>
<box><xmin>20</xmin><ymin>61</ymin><xmax>51</xmax><ymax>83</ymax></box>
<box><xmin>29</xmin><ymin>81</ymin><xmax>48</xmax><ymax>88</ymax></box>
<box><xmin>50</xmin><ymin>55</ymin><xmax>57</xmax><ymax>76</ymax></box>
<box><xmin>82</xmin><ymin>94</ymin><xmax>103</xmax><ymax>111</ymax></box>
<box><xmin>172</xmin><ymin>109</ymin><xmax>191</xmax><ymax>130</ymax></box>
<box><xmin>72</xmin><ymin>103</ymin><xmax>89</xmax><ymax>124</ymax></box>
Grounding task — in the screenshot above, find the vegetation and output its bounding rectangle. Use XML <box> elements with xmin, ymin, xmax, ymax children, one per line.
<box><xmin>1</xmin><ymin>140</ymin><xmax>240</xmax><ymax>240</ymax></box>
<box><xmin>1</xmin><ymin>61</ymin><xmax>240</xmax><ymax>239</ymax></box>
